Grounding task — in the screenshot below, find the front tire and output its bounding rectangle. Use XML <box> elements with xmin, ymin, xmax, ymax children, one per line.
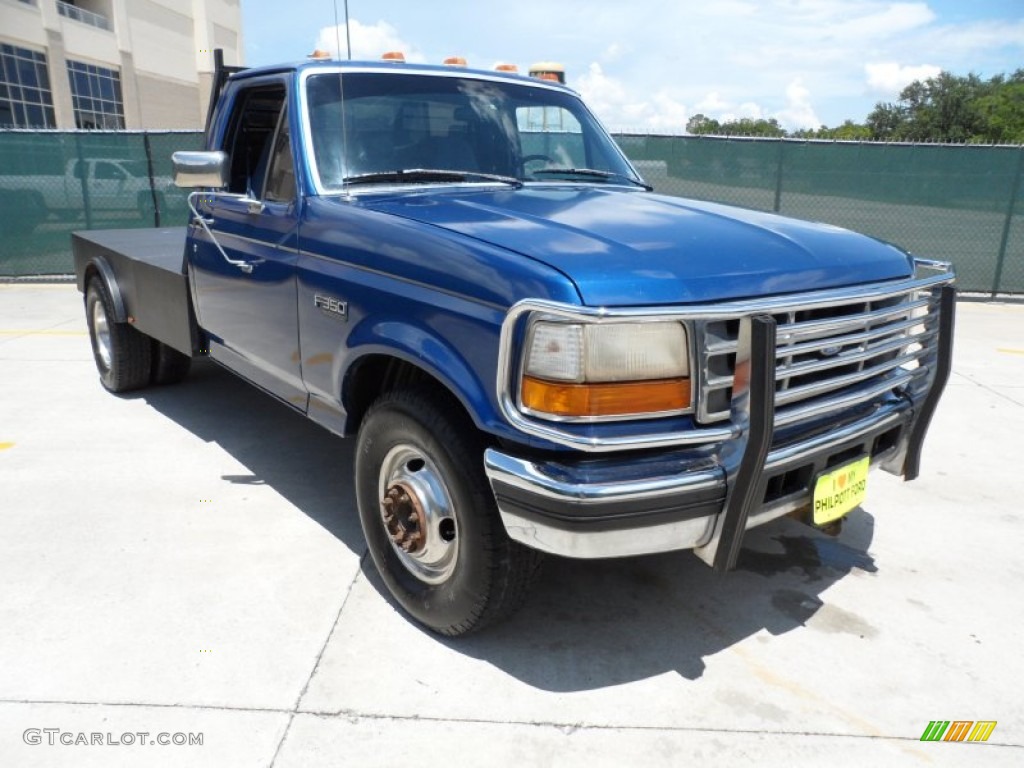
<box><xmin>355</xmin><ymin>389</ymin><xmax>543</xmax><ymax>636</ymax></box>
<box><xmin>85</xmin><ymin>277</ymin><xmax>152</xmax><ymax>392</ymax></box>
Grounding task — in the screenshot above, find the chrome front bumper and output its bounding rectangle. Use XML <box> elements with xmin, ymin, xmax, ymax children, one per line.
<box><xmin>484</xmin><ymin>285</ymin><xmax>955</xmax><ymax>569</ymax></box>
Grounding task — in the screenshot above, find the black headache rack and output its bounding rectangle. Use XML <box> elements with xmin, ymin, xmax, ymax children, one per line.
<box><xmin>204</xmin><ymin>48</ymin><xmax>248</xmax><ymax>137</ymax></box>
<box><xmin>706</xmin><ymin>284</ymin><xmax>956</xmax><ymax>572</ymax></box>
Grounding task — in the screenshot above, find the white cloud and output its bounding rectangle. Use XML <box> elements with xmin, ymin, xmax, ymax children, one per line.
<box><xmin>576</xmin><ymin>62</ymin><xmax>630</xmax><ymax>119</ymax></box>
<box><xmin>696</xmin><ymin>92</ymin><xmax>731</xmax><ymax>113</ymax></box>
<box><xmin>865</xmin><ymin>61</ymin><xmax>942</xmax><ymax>95</ymax></box>
<box><xmin>576</xmin><ymin>62</ymin><xmax>689</xmax><ymax>132</ymax></box>
<box><xmin>773</xmin><ymin>79</ymin><xmax>821</xmax><ymax>131</ymax></box>
<box><xmin>827</xmin><ymin>2</ymin><xmax>936</xmax><ymax>39</ymax></box>
<box><xmin>314</xmin><ymin>19</ymin><xmax>426</xmax><ymax>63</ymax></box>
<box><xmin>692</xmin><ymin>94</ymin><xmax>765</xmax><ymax>125</ymax></box>
<box><xmin>602</xmin><ymin>43</ymin><xmax>624</xmax><ymax>63</ymax></box>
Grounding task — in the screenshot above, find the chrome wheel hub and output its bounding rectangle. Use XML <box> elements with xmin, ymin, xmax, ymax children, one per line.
<box><xmin>91</xmin><ymin>298</ymin><xmax>112</xmax><ymax>370</ymax></box>
<box><xmin>378</xmin><ymin>444</ymin><xmax>458</xmax><ymax>584</ymax></box>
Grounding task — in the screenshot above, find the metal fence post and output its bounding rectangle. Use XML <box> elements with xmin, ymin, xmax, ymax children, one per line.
<box><xmin>773</xmin><ymin>139</ymin><xmax>785</xmax><ymax>213</ymax></box>
<box><xmin>73</xmin><ymin>132</ymin><xmax>93</xmax><ymax>229</ymax></box>
<box><xmin>991</xmin><ymin>147</ymin><xmax>1024</xmax><ymax>296</ymax></box>
<box><xmin>142</xmin><ymin>131</ymin><xmax>161</xmax><ymax>227</ymax></box>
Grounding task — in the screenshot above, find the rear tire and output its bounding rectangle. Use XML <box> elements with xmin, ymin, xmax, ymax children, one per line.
<box><xmin>85</xmin><ymin>277</ymin><xmax>152</xmax><ymax>393</ymax></box>
<box><xmin>355</xmin><ymin>388</ymin><xmax>543</xmax><ymax>636</ymax></box>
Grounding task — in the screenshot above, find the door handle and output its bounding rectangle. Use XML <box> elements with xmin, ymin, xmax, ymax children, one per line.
<box><xmin>237</xmin><ymin>258</ymin><xmax>265</xmax><ymax>275</ymax></box>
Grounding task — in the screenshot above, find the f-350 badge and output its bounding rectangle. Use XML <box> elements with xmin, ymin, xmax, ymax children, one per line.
<box><xmin>314</xmin><ymin>294</ymin><xmax>348</xmax><ymax>319</ymax></box>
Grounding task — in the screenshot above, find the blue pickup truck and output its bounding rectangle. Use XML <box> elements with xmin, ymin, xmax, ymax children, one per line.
<box><xmin>72</xmin><ymin>53</ymin><xmax>955</xmax><ymax>635</ymax></box>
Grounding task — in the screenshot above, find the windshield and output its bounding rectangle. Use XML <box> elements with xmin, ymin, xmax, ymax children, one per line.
<box><xmin>305</xmin><ymin>71</ymin><xmax>640</xmax><ymax>191</ymax></box>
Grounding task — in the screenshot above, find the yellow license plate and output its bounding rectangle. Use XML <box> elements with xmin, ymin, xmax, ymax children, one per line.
<box><xmin>812</xmin><ymin>456</ymin><xmax>870</xmax><ymax>525</ymax></box>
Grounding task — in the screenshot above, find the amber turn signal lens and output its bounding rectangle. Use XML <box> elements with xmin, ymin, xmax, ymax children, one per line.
<box><xmin>521</xmin><ymin>376</ymin><xmax>692</xmax><ymax>418</ymax></box>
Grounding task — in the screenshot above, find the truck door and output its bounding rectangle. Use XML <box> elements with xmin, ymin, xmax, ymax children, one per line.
<box><xmin>189</xmin><ymin>81</ymin><xmax>306</xmax><ymax>409</ymax></box>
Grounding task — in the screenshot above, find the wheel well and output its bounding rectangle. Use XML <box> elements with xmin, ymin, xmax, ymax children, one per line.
<box><xmin>343</xmin><ymin>355</ymin><xmax>471</xmax><ymax>436</ymax></box>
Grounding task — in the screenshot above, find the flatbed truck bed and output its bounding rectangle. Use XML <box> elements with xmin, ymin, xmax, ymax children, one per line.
<box><xmin>72</xmin><ymin>228</ymin><xmax>197</xmax><ymax>357</ymax></box>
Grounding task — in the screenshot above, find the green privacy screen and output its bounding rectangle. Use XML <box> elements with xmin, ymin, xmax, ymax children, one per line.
<box><xmin>1</xmin><ymin>129</ymin><xmax>1021</xmax><ymax>293</ymax></box>
<box><xmin>0</xmin><ymin>130</ymin><xmax>203</xmax><ymax>277</ymax></box>
<box><xmin>620</xmin><ymin>135</ymin><xmax>1024</xmax><ymax>294</ymax></box>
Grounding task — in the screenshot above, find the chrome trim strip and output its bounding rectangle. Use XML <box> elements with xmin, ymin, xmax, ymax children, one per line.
<box><xmin>775</xmin><ymin>297</ymin><xmax>932</xmax><ymax>344</ymax></box>
<box><xmin>775</xmin><ymin>347</ymin><xmax>926</xmax><ymax>406</ymax></box>
<box><xmin>775</xmin><ymin>336</ymin><xmax>928</xmax><ymax>385</ymax></box>
<box><xmin>778</xmin><ymin>314</ymin><xmax>931</xmax><ymax>358</ymax></box>
<box><xmin>484</xmin><ymin>448</ymin><xmax>723</xmax><ymax>503</ymax></box>
<box><xmin>773</xmin><ymin>372</ymin><xmax>914</xmax><ymax>427</ymax></box>
<box><xmin>766</xmin><ymin>407</ymin><xmax>906</xmax><ymax>469</ymax></box>
<box><xmin>496</xmin><ymin>508</ymin><xmax>716</xmax><ymax>559</ymax></box>
<box><xmin>207</xmin><ymin>228</ymin><xmax>301</xmax><ymax>254</ymax></box>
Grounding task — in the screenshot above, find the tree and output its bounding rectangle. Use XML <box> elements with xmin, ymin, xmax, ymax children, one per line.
<box><xmin>865</xmin><ymin>70</ymin><xmax>1023</xmax><ymax>143</ymax></box>
<box><xmin>867</xmin><ymin>102</ymin><xmax>906</xmax><ymax>141</ymax></box>
<box><xmin>791</xmin><ymin>120</ymin><xmax>872</xmax><ymax>140</ymax></box>
<box><xmin>976</xmin><ymin>70</ymin><xmax>1024</xmax><ymax>143</ymax></box>
<box><xmin>686</xmin><ymin>113</ymin><xmax>720</xmax><ymax>135</ymax></box>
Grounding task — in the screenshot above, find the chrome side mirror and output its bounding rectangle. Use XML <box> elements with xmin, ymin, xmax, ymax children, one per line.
<box><xmin>172</xmin><ymin>150</ymin><xmax>228</xmax><ymax>189</ymax></box>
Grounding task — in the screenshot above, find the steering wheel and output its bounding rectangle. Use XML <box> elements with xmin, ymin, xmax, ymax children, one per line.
<box><xmin>521</xmin><ymin>153</ymin><xmax>554</xmax><ymax>174</ymax></box>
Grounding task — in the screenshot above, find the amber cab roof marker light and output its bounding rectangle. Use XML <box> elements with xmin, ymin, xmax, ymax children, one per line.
<box><xmin>307</xmin><ymin>49</ymin><xmax>331</xmax><ymax>60</ymax></box>
<box><xmin>381</xmin><ymin>51</ymin><xmax>406</xmax><ymax>62</ymax></box>
<box><xmin>495</xmin><ymin>63</ymin><xmax>519</xmax><ymax>73</ymax></box>
<box><xmin>528</xmin><ymin>61</ymin><xmax>566</xmax><ymax>83</ymax></box>
<box><xmin>443</xmin><ymin>56</ymin><xmax>468</xmax><ymax>67</ymax></box>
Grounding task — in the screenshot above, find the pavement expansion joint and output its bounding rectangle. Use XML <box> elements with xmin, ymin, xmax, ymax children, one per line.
<box><xmin>269</xmin><ymin>550</ymin><xmax>368</xmax><ymax>768</ymax></box>
<box><xmin>953</xmin><ymin>370</ymin><xmax>1024</xmax><ymax>408</ymax></box>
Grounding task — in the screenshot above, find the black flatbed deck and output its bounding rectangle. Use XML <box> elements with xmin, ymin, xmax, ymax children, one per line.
<box><xmin>72</xmin><ymin>227</ymin><xmax>197</xmax><ymax>355</ymax></box>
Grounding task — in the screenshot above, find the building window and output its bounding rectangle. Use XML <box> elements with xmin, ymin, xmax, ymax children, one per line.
<box><xmin>67</xmin><ymin>60</ymin><xmax>124</xmax><ymax>129</ymax></box>
<box><xmin>56</xmin><ymin>0</ymin><xmax>112</xmax><ymax>31</ymax></box>
<box><xmin>0</xmin><ymin>44</ymin><xmax>56</xmax><ymax>128</ymax></box>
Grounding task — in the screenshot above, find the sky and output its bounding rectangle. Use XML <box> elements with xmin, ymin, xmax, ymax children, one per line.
<box><xmin>240</xmin><ymin>0</ymin><xmax>1024</xmax><ymax>133</ymax></box>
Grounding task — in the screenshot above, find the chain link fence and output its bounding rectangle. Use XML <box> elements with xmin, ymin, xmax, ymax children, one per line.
<box><xmin>1</xmin><ymin>129</ymin><xmax>1021</xmax><ymax>293</ymax></box>
<box><xmin>0</xmin><ymin>130</ymin><xmax>203</xmax><ymax>277</ymax></box>
<box><xmin>618</xmin><ymin>134</ymin><xmax>1024</xmax><ymax>294</ymax></box>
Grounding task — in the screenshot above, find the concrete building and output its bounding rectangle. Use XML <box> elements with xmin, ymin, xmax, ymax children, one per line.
<box><xmin>0</xmin><ymin>0</ymin><xmax>243</xmax><ymax>130</ymax></box>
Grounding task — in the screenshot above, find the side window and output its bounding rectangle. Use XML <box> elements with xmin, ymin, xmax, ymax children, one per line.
<box><xmin>264</xmin><ymin>108</ymin><xmax>295</xmax><ymax>203</ymax></box>
<box><xmin>223</xmin><ymin>83</ymin><xmax>286</xmax><ymax>196</ymax></box>
<box><xmin>94</xmin><ymin>162</ymin><xmax>123</xmax><ymax>180</ymax></box>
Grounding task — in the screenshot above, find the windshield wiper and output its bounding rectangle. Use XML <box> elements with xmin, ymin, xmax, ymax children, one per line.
<box><xmin>343</xmin><ymin>168</ymin><xmax>523</xmax><ymax>188</ymax></box>
<box><xmin>530</xmin><ymin>167</ymin><xmax>653</xmax><ymax>190</ymax></box>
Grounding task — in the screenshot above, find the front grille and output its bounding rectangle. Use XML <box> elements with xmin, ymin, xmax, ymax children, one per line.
<box><xmin>696</xmin><ymin>284</ymin><xmax>944</xmax><ymax>427</ymax></box>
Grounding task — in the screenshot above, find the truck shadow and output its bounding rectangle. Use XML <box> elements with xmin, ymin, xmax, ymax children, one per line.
<box><xmin>136</xmin><ymin>360</ymin><xmax>880</xmax><ymax>689</ymax></box>
<box><xmin>132</xmin><ymin>359</ymin><xmax>365</xmax><ymax>552</ymax></box>
<box><xmin>435</xmin><ymin>512</ymin><xmax>878</xmax><ymax>688</ymax></box>
<box><xmin>350</xmin><ymin>444</ymin><xmax>879</xmax><ymax>686</ymax></box>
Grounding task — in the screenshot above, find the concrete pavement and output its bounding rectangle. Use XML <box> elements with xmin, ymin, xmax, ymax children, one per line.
<box><xmin>0</xmin><ymin>284</ymin><xmax>1021</xmax><ymax>767</ymax></box>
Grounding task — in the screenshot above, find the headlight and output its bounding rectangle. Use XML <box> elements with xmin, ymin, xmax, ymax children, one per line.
<box><xmin>520</xmin><ymin>320</ymin><xmax>691</xmax><ymax>420</ymax></box>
